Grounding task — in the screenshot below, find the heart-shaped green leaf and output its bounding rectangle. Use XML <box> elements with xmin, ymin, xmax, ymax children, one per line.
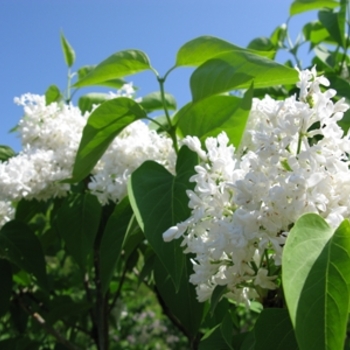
<box><xmin>283</xmin><ymin>213</ymin><xmax>350</xmax><ymax>350</ymax></box>
<box><xmin>128</xmin><ymin>146</ymin><xmax>198</xmax><ymax>290</ymax></box>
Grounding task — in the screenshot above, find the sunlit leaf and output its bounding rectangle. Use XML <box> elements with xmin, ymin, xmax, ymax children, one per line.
<box><xmin>45</xmin><ymin>85</ymin><xmax>62</xmax><ymax>105</ymax></box>
<box><xmin>290</xmin><ymin>0</ymin><xmax>339</xmax><ymax>16</ymax></box>
<box><xmin>319</xmin><ymin>8</ymin><xmax>346</xmax><ymax>47</ymax></box>
<box><xmin>60</xmin><ymin>32</ymin><xmax>75</xmax><ymax>68</ymax></box>
<box><xmin>139</xmin><ymin>91</ymin><xmax>176</xmax><ymax>113</ymax></box>
<box><xmin>177</xmin><ymin>84</ymin><xmax>253</xmax><ymax>147</ymax></box>
<box><xmin>69</xmin><ymin>97</ymin><xmax>147</xmax><ymax>183</ymax></box>
<box><xmin>78</xmin><ymin>93</ymin><xmax>110</xmax><ymax>114</ymax></box>
<box><xmin>74</xmin><ymin>50</ymin><xmax>151</xmax><ymax>88</ymax></box>
<box><xmin>176</xmin><ymin>35</ymin><xmax>273</xmax><ymax>68</ymax></box>
<box><xmin>283</xmin><ymin>214</ymin><xmax>350</xmax><ymax>350</ymax></box>
<box><xmin>77</xmin><ymin>65</ymin><xmax>127</xmax><ymax>89</ymax></box>
<box><xmin>190</xmin><ymin>50</ymin><xmax>297</xmax><ymax>101</ymax></box>
<box><xmin>176</xmin><ymin>36</ymin><xmax>241</xmax><ymax>67</ymax></box>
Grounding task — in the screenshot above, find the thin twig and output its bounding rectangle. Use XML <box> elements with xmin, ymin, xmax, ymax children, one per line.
<box><xmin>18</xmin><ymin>297</ymin><xmax>81</xmax><ymax>350</ymax></box>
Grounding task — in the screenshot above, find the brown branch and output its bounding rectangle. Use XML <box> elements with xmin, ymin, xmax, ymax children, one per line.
<box><xmin>17</xmin><ymin>296</ymin><xmax>81</xmax><ymax>350</ymax></box>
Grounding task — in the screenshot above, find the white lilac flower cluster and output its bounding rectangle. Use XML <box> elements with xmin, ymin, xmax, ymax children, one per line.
<box><xmin>0</xmin><ymin>84</ymin><xmax>175</xmax><ymax>227</ymax></box>
<box><xmin>89</xmin><ymin>121</ymin><xmax>175</xmax><ymax>204</ymax></box>
<box><xmin>163</xmin><ymin>67</ymin><xmax>350</xmax><ymax>304</ymax></box>
<box><xmin>0</xmin><ymin>94</ymin><xmax>86</xmax><ymax>202</ymax></box>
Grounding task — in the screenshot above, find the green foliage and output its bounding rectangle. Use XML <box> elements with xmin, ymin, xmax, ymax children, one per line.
<box><xmin>0</xmin><ymin>145</ymin><xmax>15</xmax><ymax>162</ymax></box>
<box><xmin>77</xmin><ymin>65</ymin><xmax>127</xmax><ymax>89</ymax></box>
<box><xmin>139</xmin><ymin>91</ymin><xmax>177</xmax><ymax>113</ymax></box>
<box><xmin>176</xmin><ymin>84</ymin><xmax>253</xmax><ymax>147</ymax></box>
<box><xmin>71</xmin><ymin>97</ymin><xmax>147</xmax><ymax>182</ymax></box>
<box><xmin>60</xmin><ymin>32</ymin><xmax>76</xmax><ymax>68</ymax></box>
<box><xmin>319</xmin><ymin>8</ymin><xmax>346</xmax><ymax>47</ymax></box>
<box><xmin>190</xmin><ymin>50</ymin><xmax>298</xmax><ymax>101</ymax></box>
<box><xmin>99</xmin><ymin>196</ymin><xmax>133</xmax><ymax>294</ymax></box>
<box><xmin>56</xmin><ymin>193</ymin><xmax>102</xmax><ymax>269</ymax></box>
<box><xmin>0</xmin><ymin>221</ymin><xmax>48</xmax><ymax>292</ymax></box>
<box><xmin>78</xmin><ymin>92</ymin><xmax>110</xmax><ymax>114</ymax></box>
<box><xmin>45</xmin><ymin>84</ymin><xmax>62</xmax><ymax>105</ymax></box>
<box><xmin>283</xmin><ymin>214</ymin><xmax>350</xmax><ymax>350</ymax></box>
<box><xmin>176</xmin><ymin>36</ymin><xmax>241</xmax><ymax>67</ymax></box>
<box><xmin>289</xmin><ymin>0</ymin><xmax>339</xmax><ymax>16</ymax></box>
<box><xmin>5</xmin><ymin>2</ymin><xmax>350</xmax><ymax>348</ymax></box>
<box><xmin>74</xmin><ymin>50</ymin><xmax>152</xmax><ymax>88</ymax></box>
<box><xmin>253</xmin><ymin>309</ymin><xmax>298</xmax><ymax>350</ymax></box>
<box><xmin>128</xmin><ymin>146</ymin><xmax>198</xmax><ymax>290</ymax></box>
<box><xmin>154</xmin><ymin>256</ymin><xmax>204</xmax><ymax>343</ymax></box>
<box><xmin>0</xmin><ymin>259</ymin><xmax>12</xmax><ymax>318</ymax></box>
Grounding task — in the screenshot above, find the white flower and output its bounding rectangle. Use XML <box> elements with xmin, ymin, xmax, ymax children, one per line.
<box><xmin>89</xmin><ymin>120</ymin><xmax>175</xmax><ymax>204</ymax></box>
<box><xmin>163</xmin><ymin>68</ymin><xmax>350</xmax><ymax>303</ymax></box>
<box><xmin>0</xmin><ymin>201</ymin><xmax>14</xmax><ymax>229</ymax></box>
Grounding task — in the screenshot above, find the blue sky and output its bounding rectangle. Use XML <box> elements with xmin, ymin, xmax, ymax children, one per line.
<box><xmin>1</xmin><ymin>1</ymin><xmax>317</xmax><ymax>151</ymax></box>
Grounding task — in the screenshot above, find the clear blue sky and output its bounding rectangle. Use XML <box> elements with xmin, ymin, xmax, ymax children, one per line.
<box><xmin>1</xmin><ymin>1</ymin><xmax>316</xmax><ymax>151</ymax></box>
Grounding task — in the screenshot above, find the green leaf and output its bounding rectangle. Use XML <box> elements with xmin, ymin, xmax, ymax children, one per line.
<box><xmin>99</xmin><ymin>196</ymin><xmax>133</xmax><ymax>294</ymax></box>
<box><xmin>15</xmin><ymin>199</ymin><xmax>48</xmax><ymax>224</ymax></box>
<box><xmin>220</xmin><ymin>313</ymin><xmax>234</xmax><ymax>350</ymax></box>
<box><xmin>240</xmin><ymin>331</ymin><xmax>256</xmax><ymax>350</ymax></box>
<box><xmin>139</xmin><ymin>91</ymin><xmax>177</xmax><ymax>113</ymax></box>
<box><xmin>176</xmin><ymin>36</ymin><xmax>241</xmax><ymax>67</ymax></box>
<box><xmin>177</xmin><ymin>84</ymin><xmax>253</xmax><ymax>147</ymax></box>
<box><xmin>56</xmin><ymin>193</ymin><xmax>102</xmax><ymax>269</ymax></box>
<box><xmin>313</xmin><ymin>46</ymin><xmax>336</xmax><ymax>71</ymax></box>
<box><xmin>0</xmin><ymin>145</ymin><xmax>15</xmax><ymax>162</ymax></box>
<box><xmin>338</xmin><ymin>109</ymin><xmax>350</xmax><ymax>134</ymax></box>
<box><xmin>70</xmin><ymin>97</ymin><xmax>147</xmax><ymax>183</ymax></box>
<box><xmin>60</xmin><ymin>32</ymin><xmax>75</xmax><ymax>68</ymax></box>
<box><xmin>128</xmin><ymin>145</ymin><xmax>198</xmax><ymax>290</ymax></box>
<box><xmin>210</xmin><ymin>285</ymin><xmax>227</xmax><ymax>317</ymax></box>
<box><xmin>121</xmin><ymin>215</ymin><xmax>144</xmax><ymax>261</ymax></box>
<box><xmin>77</xmin><ymin>65</ymin><xmax>127</xmax><ymax>89</ymax></box>
<box><xmin>148</xmin><ymin>115</ymin><xmax>168</xmax><ymax>131</ymax></box>
<box><xmin>247</xmin><ymin>37</ymin><xmax>276</xmax><ymax>58</ymax></box>
<box><xmin>199</xmin><ymin>324</ymin><xmax>231</xmax><ymax>350</ymax></box>
<box><xmin>74</xmin><ymin>50</ymin><xmax>151</xmax><ymax>88</ymax></box>
<box><xmin>154</xmin><ymin>256</ymin><xmax>204</xmax><ymax>341</ymax></box>
<box><xmin>0</xmin><ymin>221</ymin><xmax>48</xmax><ymax>291</ymax></box>
<box><xmin>45</xmin><ymin>85</ymin><xmax>62</xmax><ymax>105</ymax></box>
<box><xmin>290</xmin><ymin>0</ymin><xmax>339</xmax><ymax>16</ymax></box>
<box><xmin>270</xmin><ymin>25</ymin><xmax>287</xmax><ymax>49</ymax></box>
<box><xmin>319</xmin><ymin>8</ymin><xmax>346</xmax><ymax>47</ymax></box>
<box><xmin>190</xmin><ymin>50</ymin><xmax>298</xmax><ymax>101</ymax></box>
<box><xmin>0</xmin><ymin>259</ymin><xmax>12</xmax><ymax>317</ymax></box>
<box><xmin>232</xmin><ymin>332</ymin><xmax>253</xmax><ymax>349</ymax></box>
<box><xmin>303</xmin><ymin>21</ymin><xmax>333</xmax><ymax>47</ymax></box>
<box><xmin>253</xmin><ymin>309</ymin><xmax>298</xmax><ymax>350</ymax></box>
<box><xmin>176</xmin><ymin>36</ymin><xmax>273</xmax><ymax>67</ymax></box>
<box><xmin>328</xmin><ymin>75</ymin><xmax>350</xmax><ymax>100</ymax></box>
<box><xmin>282</xmin><ymin>214</ymin><xmax>350</xmax><ymax>350</ymax></box>
<box><xmin>78</xmin><ymin>93</ymin><xmax>110</xmax><ymax>114</ymax></box>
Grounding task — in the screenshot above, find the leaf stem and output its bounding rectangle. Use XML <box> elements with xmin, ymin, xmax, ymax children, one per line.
<box><xmin>66</xmin><ymin>68</ymin><xmax>72</xmax><ymax>103</ymax></box>
<box><xmin>144</xmin><ymin>115</ymin><xmax>168</xmax><ymax>132</ymax></box>
<box><xmin>157</xmin><ymin>76</ymin><xmax>179</xmax><ymax>153</ymax></box>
